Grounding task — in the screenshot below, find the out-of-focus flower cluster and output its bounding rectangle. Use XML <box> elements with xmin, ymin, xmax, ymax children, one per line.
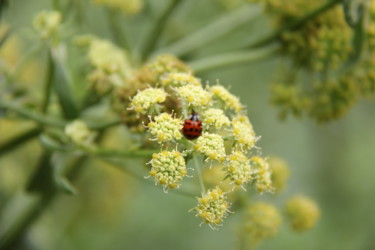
<box><xmin>252</xmin><ymin>0</ymin><xmax>375</xmax><ymax>122</ymax></box>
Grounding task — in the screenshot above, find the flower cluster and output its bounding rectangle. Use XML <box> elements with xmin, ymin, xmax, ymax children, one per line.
<box><xmin>33</xmin><ymin>11</ymin><xmax>62</xmax><ymax>44</ymax></box>
<box><xmin>192</xmin><ymin>187</ymin><xmax>230</xmax><ymax>228</ymax></box>
<box><xmin>120</xmin><ymin>55</ymin><xmax>274</xmax><ymax>227</ymax></box>
<box><xmin>255</xmin><ymin>0</ymin><xmax>375</xmax><ymax>122</ymax></box>
<box><xmin>240</xmin><ymin>202</ymin><xmax>282</xmax><ymax>248</ymax></box>
<box><xmin>285</xmin><ymin>195</ymin><xmax>320</xmax><ymax>232</ymax></box>
<box><xmin>65</xmin><ymin>120</ymin><xmax>96</xmax><ymax>148</ymax></box>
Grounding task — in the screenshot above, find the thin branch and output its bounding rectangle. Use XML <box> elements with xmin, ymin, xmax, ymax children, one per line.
<box><xmin>0</xmin><ymin>127</ymin><xmax>42</xmax><ymax>157</ymax></box>
<box><xmin>246</xmin><ymin>0</ymin><xmax>344</xmax><ymax>48</ymax></box>
<box><xmin>141</xmin><ymin>0</ymin><xmax>183</xmax><ymax>61</ymax></box>
<box><xmin>0</xmin><ymin>100</ymin><xmax>67</xmax><ymax>127</ymax></box>
<box><xmin>189</xmin><ymin>45</ymin><xmax>279</xmax><ymax>74</ymax></box>
<box><xmin>155</xmin><ymin>4</ymin><xmax>261</xmax><ymax>57</ymax></box>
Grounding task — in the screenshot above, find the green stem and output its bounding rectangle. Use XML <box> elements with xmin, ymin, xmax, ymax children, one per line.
<box><xmin>189</xmin><ymin>45</ymin><xmax>279</xmax><ymax>74</ymax></box>
<box><xmin>100</xmin><ymin>158</ymin><xmax>196</xmax><ymax>198</ymax></box>
<box><xmin>141</xmin><ymin>0</ymin><xmax>183</xmax><ymax>61</ymax></box>
<box><xmin>247</xmin><ymin>0</ymin><xmax>344</xmax><ymax>48</ymax></box>
<box><xmin>91</xmin><ymin>147</ymin><xmax>157</xmax><ymax>158</ymax></box>
<box><xmin>0</xmin><ymin>100</ymin><xmax>66</xmax><ymax>127</ymax></box>
<box><xmin>155</xmin><ymin>4</ymin><xmax>260</xmax><ymax>57</ymax></box>
<box><xmin>87</xmin><ymin>119</ymin><xmax>122</xmax><ymax>130</ymax></box>
<box><xmin>0</xmin><ymin>127</ymin><xmax>41</xmax><ymax>157</ymax></box>
<box><xmin>41</xmin><ymin>50</ymin><xmax>54</xmax><ymax>114</ymax></box>
<box><xmin>193</xmin><ymin>154</ymin><xmax>206</xmax><ymax>195</ymax></box>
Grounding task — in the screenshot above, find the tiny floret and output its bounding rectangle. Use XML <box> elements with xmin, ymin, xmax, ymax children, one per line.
<box><xmin>130</xmin><ymin>87</ymin><xmax>167</xmax><ymax>113</ymax></box>
<box><xmin>269</xmin><ymin>157</ymin><xmax>290</xmax><ymax>193</ymax></box>
<box><xmin>193</xmin><ymin>187</ymin><xmax>230</xmax><ymax>227</ymax></box>
<box><xmin>147</xmin><ymin>113</ymin><xmax>183</xmax><ymax>143</ymax></box>
<box><xmin>225</xmin><ymin>151</ymin><xmax>252</xmax><ymax>187</ymax></box>
<box><xmin>242</xmin><ymin>202</ymin><xmax>281</xmax><ymax>247</ymax></box>
<box><xmin>160</xmin><ymin>72</ymin><xmax>200</xmax><ymax>87</ymax></box>
<box><xmin>202</xmin><ymin>108</ymin><xmax>231</xmax><ymax>129</ymax></box>
<box><xmin>210</xmin><ymin>85</ymin><xmax>242</xmax><ymax>112</ymax></box>
<box><xmin>194</xmin><ymin>132</ymin><xmax>226</xmax><ymax>162</ymax></box>
<box><xmin>149</xmin><ymin>150</ymin><xmax>187</xmax><ymax>190</ymax></box>
<box><xmin>65</xmin><ymin>120</ymin><xmax>96</xmax><ymax>147</ymax></box>
<box><xmin>285</xmin><ymin>195</ymin><xmax>320</xmax><ymax>232</ymax></box>
<box><xmin>175</xmin><ymin>84</ymin><xmax>212</xmax><ymax>107</ymax></box>
<box><xmin>251</xmin><ymin>156</ymin><xmax>273</xmax><ymax>194</ymax></box>
<box><xmin>33</xmin><ymin>11</ymin><xmax>62</xmax><ymax>41</ymax></box>
<box><xmin>232</xmin><ymin>115</ymin><xmax>256</xmax><ymax>150</ymax></box>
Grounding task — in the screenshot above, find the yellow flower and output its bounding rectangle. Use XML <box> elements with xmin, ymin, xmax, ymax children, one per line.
<box><xmin>242</xmin><ymin>202</ymin><xmax>281</xmax><ymax>247</ymax></box>
<box><xmin>194</xmin><ymin>132</ymin><xmax>226</xmax><ymax>162</ymax></box>
<box><xmin>225</xmin><ymin>151</ymin><xmax>252</xmax><ymax>187</ymax></box>
<box><xmin>130</xmin><ymin>87</ymin><xmax>167</xmax><ymax>114</ymax></box>
<box><xmin>149</xmin><ymin>150</ymin><xmax>187</xmax><ymax>191</ymax></box>
<box><xmin>160</xmin><ymin>72</ymin><xmax>200</xmax><ymax>87</ymax></box>
<box><xmin>251</xmin><ymin>156</ymin><xmax>273</xmax><ymax>194</ymax></box>
<box><xmin>202</xmin><ymin>108</ymin><xmax>231</xmax><ymax>129</ymax></box>
<box><xmin>193</xmin><ymin>187</ymin><xmax>230</xmax><ymax>228</ymax></box>
<box><xmin>175</xmin><ymin>84</ymin><xmax>212</xmax><ymax>107</ymax></box>
<box><xmin>33</xmin><ymin>10</ymin><xmax>62</xmax><ymax>42</ymax></box>
<box><xmin>269</xmin><ymin>157</ymin><xmax>290</xmax><ymax>193</ymax></box>
<box><xmin>232</xmin><ymin>115</ymin><xmax>256</xmax><ymax>150</ymax></box>
<box><xmin>65</xmin><ymin>120</ymin><xmax>96</xmax><ymax>147</ymax></box>
<box><xmin>285</xmin><ymin>195</ymin><xmax>320</xmax><ymax>232</ymax></box>
<box><xmin>147</xmin><ymin>113</ymin><xmax>183</xmax><ymax>143</ymax></box>
<box><xmin>209</xmin><ymin>85</ymin><xmax>242</xmax><ymax>112</ymax></box>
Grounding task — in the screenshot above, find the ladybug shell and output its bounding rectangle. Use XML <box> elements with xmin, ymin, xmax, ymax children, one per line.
<box><xmin>182</xmin><ymin>113</ymin><xmax>202</xmax><ymax>140</ymax></box>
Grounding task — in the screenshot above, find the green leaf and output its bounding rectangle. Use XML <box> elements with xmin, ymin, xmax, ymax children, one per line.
<box><xmin>51</xmin><ymin>153</ymin><xmax>78</xmax><ymax>195</ymax></box>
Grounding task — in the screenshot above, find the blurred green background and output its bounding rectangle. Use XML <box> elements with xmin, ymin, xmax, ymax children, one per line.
<box><xmin>1</xmin><ymin>0</ymin><xmax>375</xmax><ymax>250</ymax></box>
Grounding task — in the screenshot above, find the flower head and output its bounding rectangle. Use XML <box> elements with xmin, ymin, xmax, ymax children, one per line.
<box><xmin>269</xmin><ymin>157</ymin><xmax>290</xmax><ymax>193</ymax></box>
<box><xmin>33</xmin><ymin>11</ymin><xmax>62</xmax><ymax>42</ymax></box>
<box><xmin>65</xmin><ymin>120</ymin><xmax>96</xmax><ymax>147</ymax></box>
<box><xmin>210</xmin><ymin>85</ymin><xmax>242</xmax><ymax>112</ymax></box>
<box><xmin>242</xmin><ymin>202</ymin><xmax>281</xmax><ymax>247</ymax></box>
<box><xmin>147</xmin><ymin>113</ymin><xmax>183</xmax><ymax>143</ymax></box>
<box><xmin>194</xmin><ymin>132</ymin><xmax>226</xmax><ymax>162</ymax></box>
<box><xmin>225</xmin><ymin>151</ymin><xmax>252</xmax><ymax>187</ymax></box>
<box><xmin>202</xmin><ymin>108</ymin><xmax>231</xmax><ymax>129</ymax></box>
<box><xmin>149</xmin><ymin>150</ymin><xmax>187</xmax><ymax>190</ymax></box>
<box><xmin>285</xmin><ymin>195</ymin><xmax>320</xmax><ymax>232</ymax></box>
<box><xmin>251</xmin><ymin>156</ymin><xmax>273</xmax><ymax>194</ymax></box>
<box><xmin>232</xmin><ymin>115</ymin><xmax>256</xmax><ymax>150</ymax></box>
<box><xmin>193</xmin><ymin>187</ymin><xmax>230</xmax><ymax>227</ymax></box>
<box><xmin>160</xmin><ymin>72</ymin><xmax>200</xmax><ymax>87</ymax></box>
<box><xmin>175</xmin><ymin>84</ymin><xmax>212</xmax><ymax>108</ymax></box>
<box><xmin>130</xmin><ymin>87</ymin><xmax>167</xmax><ymax>114</ymax></box>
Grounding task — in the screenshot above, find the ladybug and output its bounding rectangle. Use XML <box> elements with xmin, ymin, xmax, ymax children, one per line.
<box><xmin>182</xmin><ymin>112</ymin><xmax>202</xmax><ymax>140</ymax></box>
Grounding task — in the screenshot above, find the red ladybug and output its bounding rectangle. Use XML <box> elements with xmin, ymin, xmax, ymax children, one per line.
<box><xmin>182</xmin><ymin>112</ymin><xmax>202</xmax><ymax>140</ymax></box>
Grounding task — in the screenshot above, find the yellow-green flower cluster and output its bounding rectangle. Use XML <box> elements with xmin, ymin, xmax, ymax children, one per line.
<box><xmin>241</xmin><ymin>202</ymin><xmax>281</xmax><ymax>247</ymax></box>
<box><xmin>251</xmin><ymin>156</ymin><xmax>273</xmax><ymax>194</ymax></box>
<box><xmin>160</xmin><ymin>72</ymin><xmax>200</xmax><ymax>87</ymax></box>
<box><xmin>232</xmin><ymin>115</ymin><xmax>256</xmax><ymax>150</ymax></box>
<box><xmin>195</xmin><ymin>133</ymin><xmax>226</xmax><ymax>162</ymax></box>
<box><xmin>33</xmin><ymin>11</ymin><xmax>62</xmax><ymax>43</ymax></box>
<box><xmin>122</xmin><ymin>55</ymin><xmax>272</xmax><ymax>228</ymax></box>
<box><xmin>147</xmin><ymin>113</ymin><xmax>183</xmax><ymax>143</ymax></box>
<box><xmin>176</xmin><ymin>84</ymin><xmax>212</xmax><ymax>108</ymax></box>
<box><xmin>269</xmin><ymin>157</ymin><xmax>289</xmax><ymax>193</ymax></box>
<box><xmin>210</xmin><ymin>85</ymin><xmax>242</xmax><ymax>112</ymax></box>
<box><xmin>202</xmin><ymin>108</ymin><xmax>231</xmax><ymax>129</ymax></box>
<box><xmin>193</xmin><ymin>187</ymin><xmax>230</xmax><ymax>228</ymax></box>
<box><xmin>92</xmin><ymin>0</ymin><xmax>144</xmax><ymax>15</ymax></box>
<box><xmin>65</xmin><ymin>120</ymin><xmax>96</xmax><ymax>148</ymax></box>
<box><xmin>130</xmin><ymin>87</ymin><xmax>167</xmax><ymax>114</ymax></box>
<box><xmin>285</xmin><ymin>196</ymin><xmax>320</xmax><ymax>232</ymax></box>
<box><xmin>225</xmin><ymin>151</ymin><xmax>252</xmax><ymax>187</ymax></box>
<box><xmin>149</xmin><ymin>151</ymin><xmax>187</xmax><ymax>190</ymax></box>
